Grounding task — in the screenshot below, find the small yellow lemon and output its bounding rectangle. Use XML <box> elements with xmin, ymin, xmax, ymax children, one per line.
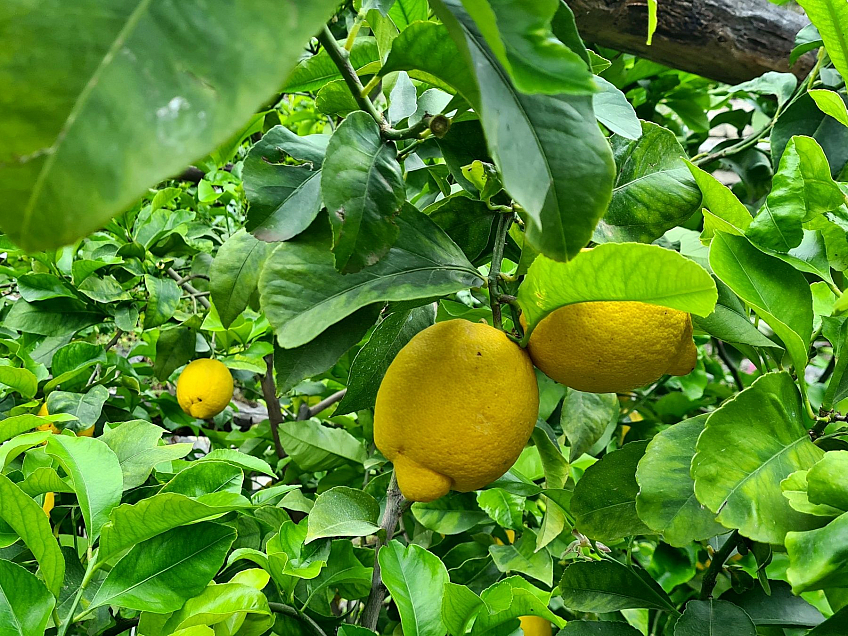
<box><xmin>374</xmin><ymin>320</ymin><xmax>539</xmax><ymax>502</ymax></box>
<box><xmin>519</xmin><ymin>616</ymin><xmax>552</xmax><ymax>636</ymax></box>
<box><xmin>37</xmin><ymin>402</ymin><xmax>95</xmax><ymax>436</ymax></box>
<box><xmin>526</xmin><ymin>301</ymin><xmax>697</xmax><ymax>394</ymax></box>
<box><xmin>176</xmin><ymin>359</ymin><xmax>234</xmax><ymax>419</ymax></box>
<box><xmin>42</xmin><ymin>491</ymin><xmax>55</xmax><ymax>516</ymax></box>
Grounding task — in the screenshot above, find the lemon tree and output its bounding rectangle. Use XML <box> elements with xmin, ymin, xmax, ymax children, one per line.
<box><xmin>1</xmin><ymin>1</ymin><xmax>848</xmax><ymax>635</ymax></box>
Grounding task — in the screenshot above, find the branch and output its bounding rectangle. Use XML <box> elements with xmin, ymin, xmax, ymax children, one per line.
<box><xmin>262</xmin><ymin>353</ymin><xmax>287</xmax><ymax>460</ymax></box>
<box><xmin>269</xmin><ymin>603</ymin><xmax>329</xmax><ymax>636</ymax></box>
<box><xmin>699</xmin><ymin>530</ymin><xmax>741</xmax><ymax>599</ymax></box>
<box><xmin>488</xmin><ymin>213</ymin><xmax>514</xmax><ymax>331</ymax></box>
<box><xmin>167</xmin><ymin>267</ymin><xmax>211</xmax><ymax>310</ymax></box>
<box><xmin>361</xmin><ymin>471</ymin><xmax>407</xmax><ymax>630</ymax></box>
<box><xmin>305</xmin><ymin>389</ymin><xmax>347</xmax><ymax>419</ymax></box>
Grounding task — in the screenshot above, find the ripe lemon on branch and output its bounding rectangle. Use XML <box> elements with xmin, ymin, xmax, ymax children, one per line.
<box><xmin>374</xmin><ymin>320</ymin><xmax>539</xmax><ymax>502</ymax></box>
<box><xmin>525</xmin><ymin>301</ymin><xmax>697</xmax><ymax>394</ymax></box>
<box><xmin>176</xmin><ymin>359</ymin><xmax>234</xmax><ymax>419</ymax></box>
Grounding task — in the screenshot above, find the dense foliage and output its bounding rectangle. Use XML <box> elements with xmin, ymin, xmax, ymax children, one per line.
<box><xmin>2</xmin><ymin>0</ymin><xmax>848</xmax><ymax>635</ymax></box>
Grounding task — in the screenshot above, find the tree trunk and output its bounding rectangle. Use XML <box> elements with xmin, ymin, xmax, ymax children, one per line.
<box><xmin>568</xmin><ymin>0</ymin><xmax>813</xmax><ymax>85</ymax></box>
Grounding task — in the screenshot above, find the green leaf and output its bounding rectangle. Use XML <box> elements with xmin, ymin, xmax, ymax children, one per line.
<box><xmin>594</xmin><ymin>121</ymin><xmax>702</xmax><ymax>243</ymax></box>
<box><xmin>488</xmin><ymin>530</ymin><xmax>553</xmax><ymax>586</ymax></box>
<box><xmin>0</xmin><ymin>0</ymin><xmax>339</xmax><ymax>250</ymax></box>
<box><xmin>99</xmin><ymin>492</ymin><xmax>249</xmax><ymax>563</ymax></box>
<box><xmin>18</xmin><ymin>467</ymin><xmax>74</xmax><ymax>497</ymax></box>
<box><xmin>278</xmin><ymin>420</ymin><xmax>367</xmax><ymax>472</ymax></box>
<box><xmin>560</xmin><ymin>622</ymin><xmax>642</xmax><ymax>635</ymax></box>
<box><xmin>305</xmin><ymin>487</ymin><xmax>381</xmax><ymax>543</ymax></box>
<box><xmin>379</xmin><ymin>540</ymin><xmax>449</xmax><ymax>636</ymax></box>
<box><xmin>299</xmin><ymin>540</ymin><xmax>373</xmax><ymax>610</ymax></box>
<box><xmin>46</xmin><ymin>434</ymin><xmax>123</xmax><ymax>541</ymax></box>
<box><xmin>0</xmin><ymin>414</ymin><xmax>55</xmax><ymax>444</ymax></box>
<box><xmin>5</xmin><ymin>300</ymin><xmax>102</xmax><ymax>337</ymax></box>
<box><xmin>143</xmin><ymin>275</ymin><xmax>181</xmax><ymax>329</ymax></box>
<box><xmin>423</xmin><ymin>192</ymin><xmax>498</xmax><ymax>263</ymax></box>
<box><xmin>559</xmin><ymin>559</ymin><xmax>675</xmax><ymax>613</ymax></box>
<box><xmin>100</xmin><ymin>420</ymin><xmax>193</xmax><ymax>490</ymax></box>
<box><xmin>572</xmin><ymin>441</ymin><xmax>651</xmax><ymax>543</ymax></box>
<box><xmin>160</xmin><ymin>461</ymin><xmax>243</xmax><ymax>497</ymax></box>
<box><xmin>807</xmin><ymin>451</ymin><xmax>848</xmax><ymax>510</ymax></box>
<box><xmin>807</xmin><ymin>606</ymin><xmax>848</xmax><ymax>634</ymax></box>
<box><xmin>0</xmin><ymin>474</ymin><xmax>64</xmax><ymax>596</ymax></box>
<box><xmin>155</xmin><ymin>580</ymin><xmax>272</xmax><ymax>636</ymax></box>
<box><xmin>461</xmin><ymin>0</ymin><xmax>596</xmax><ymax>95</ymax></box>
<box><xmin>0</xmin><ymin>559</ymin><xmax>54</xmax><ymax>636</ymax></box>
<box><xmin>532</xmin><ymin>426</ymin><xmax>569</xmax><ymax>490</ymax></box>
<box><xmin>336</xmin><ymin>305</ymin><xmax>436</xmax><ymax>415</ymax></box>
<box><xmin>0</xmin><ymin>367</ymin><xmax>37</xmax><ymax>398</ymax></box>
<box><xmin>560</xmin><ymin>390</ymin><xmax>619</xmax><ymax>462</ymax></box>
<box><xmin>517</xmin><ymin>243</ymin><xmax>717</xmax><ymax>343</ymax></box>
<box><xmin>442</xmin><ymin>583</ymin><xmax>483</xmax><ymax>636</ymax></box>
<box><xmin>692</xmin><ymin>372</ymin><xmax>825</xmax><ymax>544</ymax></box>
<box><xmin>476</xmin><ymin>488</ymin><xmax>524</xmax><ymax>530</ymax></box>
<box><xmin>722</xmin><ymin>580</ymin><xmax>824</xmax><ymax>628</ymax></box>
<box><xmin>709</xmin><ymin>232</ymin><xmax>813</xmax><ymax>375</ymax></box>
<box><xmin>45</xmin><ymin>341</ymin><xmax>107</xmax><ymax>392</ymax></box>
<box><xmin>431</xmin><ymin>0</ymin><xmax>615</xmax><ymax>262</ymax></box>
<box><xmin>153</xmin><ymin>322</ymin><xmax>198</xmax><ymax>381</ymax></box>
<box><xmin>471</xmin><ymin>576</ymin><xmax>564</xmax><ymax>634</ymax></box>
<box><xmin>284</xmin><ymin>37</ymin><xmax>380</xmax><ymax>93</ymax></box>
<box><xmin>771</xmin><ymin>94</ymin><xmax>848</xmax><ymax>177</ymax></box>
<box><xmin>210</xmin><ymin>230</ymin><xmax>274</xmax><ymax>329</ymax></box>
<box><xmin>781</xmin><ymin>469</ymin><xmax>842</xmax><ymax>517</ymax></box>
<box><xmin>274</xmin><ymin>306</ymin><xmax>381</xmax><ymax>395</ymax></box>
<box><xmin>91</xmin><ymin>522</ymin><xmax>236</xmax><ymax>613</ymax></box>
<box><xmin>16</xmin><ymin>274</ymin><xmax>79</xmax><ymax>302</ymax></box>
<box><xmin>674</xmin><ymin>599</ymin><xmax>756</xmax><ymax>636</ymax></box>
<box><xmin>259</xmin><ymin>207</ymin><xmax>483</xmax><ymax>349</ymax></box>
<box><xmin>635</xmin><ymin>415</ymin><xmax>725</xmax><ymax>547</ymax></box>
<box><xmin>267</xmin><ymin>520</ymin><xmax>330</xmax><ymax>583</ymax></box>
<box><xmin>46</xmin><ymin>385</ymin><xmax>110</xmax><ymax>433</ymax></box>
<box><xmin>693</xmin><ymin>286</ymin><xmax>782</xmax><ymax>351</ymax></box>
<box><xmin>788</xmin><ymin>512</ymin><xmax>848</xmax><ymax>592</ymax></box>
<box><xmin>388</xmin><ymin>71</ymin><xmax>418</xmax><ymax>123</ymax></box>
<box><xmin>389</xmin><ymin>0</ymin><xmax>429</xmax><ymax>29</ymax></box>
<box><xmin>795</xmin><ymin>0</ymin><xmax>848</xmax><ymax>80</ymax></box>
<box><xmin>201</xmin><ymin>449</ymin><xmax>275</xmax><ymax>477</ymax></box>
<box><xmin>411</xmin><ymin>493</ymin><xmax>489</xmax><ymax>534</ymax></box>
<box><xmin>593</xmin><ymin>77</ymin><xmax>642</xmax><ymax>140</ymax></box>
<box><xmin>322</xmin><ymin>111</ymin><xmax>406</xmax><ymax>273</ymax></box>
<box><xmin>810</xmin><ymin>89</ymin><xmax>848</xmax><ymax>128</ymax></box>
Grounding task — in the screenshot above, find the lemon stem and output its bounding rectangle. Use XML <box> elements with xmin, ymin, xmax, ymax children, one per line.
<box><xmin>488</xmin><ymin>211</ymin><xmax>514</xmax><ymax>332</ymax></box>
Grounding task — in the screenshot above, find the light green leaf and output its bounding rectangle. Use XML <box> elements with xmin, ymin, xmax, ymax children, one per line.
<box><xmin>471</xmin><ymin>576</ymin><xmax>564</xmax><ymax>634</ymax></box>
<box><xmin>160</xmin><ymin>461</ymin><xmax>244</xmax><ymax>498</ymax></box>
<box><xmin>156</xmin><ymin>581</ymin><xmax>271</xmax><ymax>635</ymax></box>
<box><xmin>476</xmin><ymin>488</ymin><xmax>524</xmax><ymax>530</ymax></box>
<box><xmin>488</xmin><ymin>530</ymin><xmax>553</xmax><ymax>586</ymax></box>
<box><xmin>518</xmin><ymin>243</ymin><xmax>717</xmax><ymax>343</ymax></box>
<box><xmin>796</xmin><ymin>0</ymin><xmax>848</xmax><ymax>80</ymax></box>
<box><xmin>0</xmin><ymin>367</ymin><xmax>38</xmax><ymax>398</ymax></box>
<box><xmin>210</xmin><ymin>230</ymin><xmax>274</xmax><ymax>329</ymax></box>
<box><xmin>101</xmin><ymin>420</ymin><xmax>193</xmax><ymax>490</ymax></box>
<box><xmin>685</xmin><ymin>160</ymin><xmax>752</xmax><ymax>241</ymax></box>
<box><xmin>807</xmin><ymin>451</ymin><xmax>848</xmax><ymax>511</ymax></box>
<box><xmin>278</xmin><ymin>420</ymin><xmax>367</xmax><ymax>472</ymax></box>
<box><xmin>692</xmin><ymin>372</ymin><xmax>825</xmax><ymax>544</ymax></box>
<box><xmin>0</xmin><ymin>559</ymin><xmax>54</xmax><ymax>636</ymax></box>
<box><xmin>593</xmin><ymin>77</ymin><xmax>642</xmax><ymax>140</ymax></box>
<box><xmin>284</xmin><ymin>37</ymin><xmax>381</xmax><ymax>93</ymax></box>
<box><xmin>201</xmin><ymin>449</ymin><xmax>275</xmax><ymax>477</ymax></box>
<box><xmin>411</xmin><ymin>493</ymin><xmax>489</xmax><ymax>535</ymax></box>
<box><xmin>810</xmin><ymin>89</ymin><xmax>848</xmax><ymax>128</ymax></box>
<box><xmin>18</xmin><ymin>467</ymin><xmax>74</xmax><ymax>497</ymax></box>
<box><xmin>442</xmin><ymin>583</ymin><xmax>484</xmax><ymax>636</ymax></box>
<box><xmin>305</xmin><ymin>487</ymin><xmax>381</xmax><ymax>543</ymax></box>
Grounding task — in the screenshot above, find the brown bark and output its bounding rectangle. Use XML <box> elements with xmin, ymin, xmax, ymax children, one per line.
<box><xmin>568</xmin><ymin>0</ymin><xmax>814</xmax><ymax>84</ymax></box>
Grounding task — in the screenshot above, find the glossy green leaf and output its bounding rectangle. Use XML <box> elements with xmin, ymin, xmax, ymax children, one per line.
<box><xmin>45</xmin><ymin>385</ymin><xmax>109</xmax><ymax>434</ymax></box>
<box><xmin>0</xmin><ymin>474</ymin><xmax>64</xmax><ymax>596</ymax></box>
<box><xmin>559</xmin><ymin>559</ymin><xmax>675</xmax><ymax>613</ymax></box>
<box><xmin>431</xmin><ymin>0</ymin><xmax>615</xmax><ymax>262</ymax></box>
<box><xmin>423</xmin><ymin>192</ymin><xmax>498</xmax><ymax>264</ymax></box>
<box><xmin>636</xmin><ymin>415</ymin><xmax>725</xmax><ymax>547</ymax></box>
<box><xmin>572</xmin><ymin>441</ymin><xmax>651</xmax><ymax>543</ymax></box>
<box><xmin>471</xmin><ymin>576</ymin><xmax>564</xmax><ymax>635</ymax></box>
<box><xmin>305</xmin><ymin>487</ymin><xmax>380</xmax><ymax>543</ymax></box>
<box><xmin>259</xmin><ymin>207</ymin><xmax>483</xmax><ymax>349</ymax></box>
<box><xmin>0</xmin><ymin>559</ymin><xmax>54</xmax><ymax>636</ymax></box>
<box><xmin>209</xmin><ymin>230</ymin><xmax>274</xmax><ymax>329</ymax></box>
<box><xmin>411</xmin><ymin>493</ymin><xmax>489</xmax><ymax>535</ymax></box>
<box><xmin>46</xmin><ymin>434</ymin><xmax>122</xmax><ymax>541</ymax></box>
<box><xmin>807</xmin><ymin>451</ymin><xmax>848</xmax><ymax>511</ymax></box>
<box><xmin>155</xmin><ymin>580</ymin><xmax>271</xmax><ymax>635</ymax></box>
<box><xmin>5</xmin><ymin>300</ymin><xmax>102</xmax><ymax>337</ymax></box>
<box><xmin>594</xmin><ymin>122</ymin><xmax>702</xmax><ymax>243</ymax></box>
<box><xmin>488</xmin><ymin>530</ymin><xmax>553</xmax><ymax>586</ymax></box>
<box><xmin>143</xmin><ymin>275</ymin><xmax>181</xmax><ymax>329</ymax></box>
<box><xmin>268</xmin><ymin>520</ymin><xmax>330</xmax><ymax>583</ymax></box>
<box><xmin>709</xmin><ymin>232</ymin><xmax>813</xmax><ymax>375</ymax></box>
<box><xmin>518</xmin><ymin>243</ymin><xmax>717</xmax><ymax>342</ymax></box>
<box><xmin>692</xmin><ymin>372</ymin><xmax>824</xmax><ymax>544</ymax></box>
<box><xmin>807</xmin><ymin>606</ymin><xmax>848</xmax><ymax>634</ymax></box>
<box><xmin>322</xmin><ymin>111</ymin><xmax>406</xmax><ymax>273</ymax></box>
<box><xmin>278</xmin><ymin>419</ymin><xmax>367</xmax><ymax>472</ymax></box>
<box><xmin>284</xmin><ymin>37</ymin><xmax>380</xmax><ymax>93</ymax></box>
<box><xmin>796</xmin><ymin>0</ymin><xmax>848</xmax><ymax>80</ymax></box>
<box><xmin>153</xmin><ymin>322</ymin><xmax>198</xmax><ymax>381</ymax></box>
<box><xmin>201</xmin><ymin>449</ymin><xmax>277</xmax><ymax>478</ymax></box>
<box><xmin>298</xmin><ymin>540</ymin><xmax>372</xmax><ymax>610</ymax></box>
<box><xmin>560</xmin><ymin>622</ymin><xmax>642</xmax><ymax>635</ymax></box>
<box><xmin>379</xmin><ymin>540</ymin><xmax>449</xmax><ymax>636</ymax></box>
<box><xmin>771</xmin><ymin>94</ymin><xmax>848</xmax><ymax>177</ymax></box>
<box><xmin>101</xmin><ymin>420</ymin><xmax>193</xmax><ymax>490</ymax></box>
<box><xmin>161</xmin><ymin>461</ymin><xmax>244</xmax><ymax>497</ymax></box>
<box><xmin>0</xmin><ymin>414</ymin><xmax>58</xmax><ymax>445</ymax></box>
<box><xmin>0</xmin><ymin>367</ymin><xmax>37</xmax><ymax>398</ymax></box>
<box><xmin>593</xmin><ymin>77</ymin><xmax>642</xmax><ymax>140</ymax></box>
<box><xmin>18</xmin><ymin>467</ymin><xmax>74</xmax><ymax>497</ymax></box>
<box><xmin>674</xmin><ymin>599</ymin><xmax>756</xmax><ymax>636</ymax></box>
<box><xmin>722</xmin><ymin>580</ymin><xmax>824</xmax><ymax>628</ymax></box>
<box><xmin>781</xmin><ymin>469</ymin><xmax>842</xmax><ymax>517</ymax></box>
<box><xmin>810</xmin><ymin>89</ymin><xmax>848</xmax><ymax>128</ymax></box>
<box><xmin>787</xmin><ymin>511</ymin><xmax>848</xmax><ymax>592</ymax></box>
<box><xmin>91</xmin><ymin>522</ymin><xmax>236</xmax><ymax>613</ymax></box>
<box><xmin>560</xmin><ymin>390</ymin><xmax>619</xmax><ymax>462</ymax></box>
<box><xmin>442</xmin><ymin>583</ymin><xmax>484</xmax><ymax>636</ymax></box>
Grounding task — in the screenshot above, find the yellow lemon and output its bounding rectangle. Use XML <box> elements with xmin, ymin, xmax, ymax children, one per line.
<box><xmin>494</xmin><ymin>529</ymin><xmax>516</xmax><ymax>545</ymax></box>
<box><xmin>42</xmin><ymin>491</ymin><xmax>55</xmax><ymax>516</ymax></box>
<box><xmin>37</xmin><ymin>402</ymin><xmax>95</xmax><ymax>436</ymax></box>
<box><xmin>374</xmin><ymin>320</ymin><xmax>539</xmax><ymax>502</ymax></box>
<box><xmin>177</xmin><ymin>359</ymin><xmax>234</xmax><ymax>419</ymax></box>
<box><xmin>519</xmin><ymin>616</ymin><xmax>552</xmax><ymax>636</ymax></box>
<box><xmin>526</xmin><ymin>301</ymin><xmax>697</xmax><ymax>394</ymax></box>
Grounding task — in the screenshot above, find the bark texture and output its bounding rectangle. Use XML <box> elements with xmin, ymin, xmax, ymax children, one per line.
<box><xmin>568</xmin><ymin>0</ymin><xmax>814</xmax><ymax>84</ymax></box>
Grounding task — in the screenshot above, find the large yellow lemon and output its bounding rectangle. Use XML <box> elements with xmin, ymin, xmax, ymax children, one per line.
<box><xmin>374</xmin><ymin>320</ymin><xmax>539</xmax><ymax>502</ymax></box>
<box><xmin>519</xmin><ymin>616</ymin><xmax>552</xmax><ymax>636</ymax></box>
<box><xmin>526</xmin><ymin>301</ymin><xmax>697</xmax><ymax>394</ymax></box>
<box><xmin>37</xmin><ymin>403</ymin><xmax>95</xmax><ymax>436</ymax></box>
<box><xmin>176</xmin><ymin>359</ymin><xmax>234</xmax><ymax>419</ymax></box>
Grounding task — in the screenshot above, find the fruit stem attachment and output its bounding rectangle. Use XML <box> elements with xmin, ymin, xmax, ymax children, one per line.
<box><xmin>361</xmin><ymin>471</ymin><xmax>407</xmax><ymax>630</ymax></box>
<box><xmin>488</xmin><ymin>212</ymin><xmax>514</xmax><ymax>331</ymax></box>
<box><xmin>699</xmin><ymin>530</ymin><xmax>741</xmax><ymax>600</ymax></box>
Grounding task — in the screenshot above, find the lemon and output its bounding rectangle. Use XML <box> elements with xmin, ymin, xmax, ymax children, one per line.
<box><xmin>37</xmin><ymin>402</ymin><xmax>95</xmax><ymax>436</ymax></box>
<box><xmin>42</xmin><ymin>491</ymin><xmax>55</xmax><ymax>516</ymax></box>
<box><xmin>526</xmin><ymin>301</ymin><xmax>697</xmax><ymax>394</ymax></box>
<box><xmin>176</xmin><ymin>359</ymin><xmax>234</xmax><ymax>419</ymax></box>
<box><xmin>374</xmin><ymin>320</ymin><xmax>539</xmax><ymax>502</ymax></box>
<box><xmin>519</xmin><ymin>616</ymin><xmax>552</xmax><ymax>636</ymax></box>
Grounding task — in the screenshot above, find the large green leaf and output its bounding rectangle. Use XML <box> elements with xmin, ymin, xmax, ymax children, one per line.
<box><xmin>807</xmin><ymin>451</ymin><xmax>848</xmax><ymax>511</ymax></box>
<box><xmin>160</xmin><ymin>461</ymin><xmax>244</xmax><ymax>498</ymax></box>
<box><xmin>283</xmin><ymin>37</ymin><xmax>381</xmax><ymax>93</ymax></box>
<box><xmin>709</xmin><ymin>232</ymin><xmax>813</xmax><ymax>375</ymax></box>
<box><xmin>517</xmin><ymin>242</ymin><xmax>717</xmax><ymax>343</ymax></box>
<box><xmin>787</xmin><ymin>512</ymin><xmax>848</xmax><ymax>592</ymax></box>
<box><xmin>560</xmin><ymin>390</ymin><xmax>619</xmax><ymax>462</ymax></box>
<box><xmin>91</xmin><ymin>522</ymin><xmax>236</xmax><ymax>613</ymax></box>
<box><xmin>560</xmin><ymin>622</ymin><xmax>641</xmax><ymax>635</ymax></box>
<box><xmin>593</xmin><ymin>77</ymin><xmax>642</xmax><ymax>140</ymax></box>
<box><xmin>771</xmin><ymin>94</ymin><xmax>848</xmax><ymax>177</ymax></box>
<box><xmin>572</xmin><ymin>441</ymin><xmax>651</xmax><ymax>543</ymax></box>
<box><xmin>0</xmin><ymin>0</ymin><xmax>339</xmax><ymax>251</ymax></box>
<box><xmin>305</xmin><ymin>487</ymin><xmax>381</xmax><ymax>543</ymax></box>
<box><xmin>807</xmin><ymin>606</ymin><xmax>848</xmax><ymax>635</ymax></box>
<box><xmin>593</xmin><ymin>121</ymin><xmax>702</xmax><ymax>243</ymax></box>
<box><xmin>143</xmin><ymin>275</ymin><xmax>181</xmax><ymax>330</ymax></box>
<box><xmin>259</xmin><ymin>207</ymin><xmax>483</xmax><ymax>349</ymax></box>
<box><xmin>674</xmin><ymin>599</ymin><xmax>756</xmax><ymax>636</ymax></box>
<box><xmin>100</xmin><ymin>420</ymin><xmax>193</xmax><ymax>490</ymax></box>
<box><xmin>5</xmin><ymin>300</ymin><xmax>103</xmax><ymax>337</ymax></box>
<box><xmin>721</xmin><ymin>580</ymin><xmax>824</xmax><ymax>628</ymax></box>
<box><xmin>442</xmin><ymin>583</ymin><xmax>484</xmax><ymax>636</ymax></box>
<box><xmin>0</xmin><ymin>559</ymin><xmax>54</xmax><ymax>636</ymax></box>
<box><xmin>431</xmin><ymin>0</ymin><xmax>615</xmax><ymax>262</ymax></box>
<box><xmin>471</xmin><ymin>576</ymin><xmax>564</xmax><ymax>635</ymax></box>
<box><xmin>810</xmin><ymin>89</ymin><xmax>848</xmax><ymax>127</ymax></box>
<box><xmin>209</xmin><ymin>230</ymin><xmax>274</xmax><ymax>329</ymax></box>
<box><xmin>558</xmin><ymin>559</ymin><xmax>675</xmax><ymax>613</ymax></box>
<box><xmin>46</xmin><ymin>434</ymin><xmax>123</xmax><ymax>542</ymax></box>
<box><xmin>795</xmin><ymin>0</ymin><xmax>848</xmax><ymax>80</ymax></box>
<box><xmin>411</xmin><ymin>493</ymin><xmax>489</xmax><ymax>535</ymax></box>
<box><xmin>45</xmin><ymin>385</ymin><xmax>109</xmax><ymax>433</ymax></box>
<box><xmin>636</xmin><ymin>415</ymin><xmax>725</xmax><ymax>547</ymax></box>
<box><xmin>322</xmin><ymin>111</ymin><xmax>406</xmax><ymax>273</ymax></box>
<box><xmin>379</xmin><ymin>541</ymin><xmax>449</xmax><ymax>636</ymax></box>
<box><xmin>488</xmin><ymin>530</ymin><xmax>553</xmax><ymax>586</ymax></box>
<box><xmin>0</xmin><ymin>474</ymin><xmax>64</xmax><ymax>596</ymax></box>
<box><xmin>278</xmin><ymin>420</ymin><xmax>367</xmax><ymax>472</ymax></box>
<box><xmin>0</xmin><ymin>367</ymin><xmax>37</xmax><ymax>399</ymax></box>
<box><xmin>692</xmin><ymin>372</ymin><xmax>824</xmax><ymax>544</ymax></box>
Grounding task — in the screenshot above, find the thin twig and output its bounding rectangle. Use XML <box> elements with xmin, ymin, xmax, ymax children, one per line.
<box><xmin>699</xmin><ymin>531</ymin><xmax>741</xmax><ymax>599</ymax></box>
<box><xmin>714</xmin><ymin>339</ymin><xmax>744</xmax><ymax>392</ymax></box>
<box><xmin>488</xmin><ymin>213</ymin><xmax>514</xmax><ymax>331</ymax></box>
<box><xmin>269</xmin><ymin>602</ymin><xmax>329</xmax><ymax>636</ymax></box>
<box><xmin>167</xmin><ymin>267</ymin><xmax>211</xmax><ymax>310</ymax></box>
<box><xmin>261</xmin><ymin>353</ymin><xmax>287</xmax><ymax>460</ymax></box>
<box><xmin>305</xmin><ymin>389</ymin><xmax>347</xmax><ymax>419</ymax></box>
<box><xmin>361</xmin><ymin>472</ymin><xmax>407</xmax><ymax>630</ymax></box>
